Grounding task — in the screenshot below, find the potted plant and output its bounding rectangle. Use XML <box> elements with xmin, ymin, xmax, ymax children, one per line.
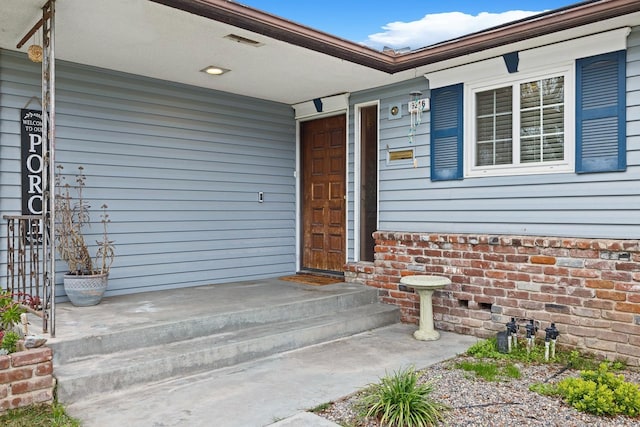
<box><xmin>55</xmin><ymin>165</ymin><xmax>115</xmax><ymax>306</ymax></box>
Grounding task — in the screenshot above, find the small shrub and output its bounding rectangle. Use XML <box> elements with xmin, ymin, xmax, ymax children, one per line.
<box><xmin>533</xmin><ymin>363</ymin><xmax>640</xmax><ymax>418</ymax></box>
<box><xmin>0</xmin><ymin>291</ymin><xmax>26</xmax><ymax>331</ymax></box>
<box><xmin>466</xmin><ymin>338</ymin><xmax>504</xmax><ymax>359</ymax></box>
<box><xmin>0</xmin><ymin>331</ymin><xmax>21</xmax><ymax>354</ymax></box>
<box><xmin>359</xmin><ymin>367</ymin><xmax>448</xmax><ymax>427</ymax></box>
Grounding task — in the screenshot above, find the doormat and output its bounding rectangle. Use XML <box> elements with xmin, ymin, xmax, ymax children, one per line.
<box><xmin>279</xmin><ymin>274</ymin><xmax>343</xmax><ymax>286</ymax></box>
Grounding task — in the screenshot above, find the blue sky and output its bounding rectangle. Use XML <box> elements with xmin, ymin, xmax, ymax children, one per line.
<box><xmin>235</xmin><ymin>0</ymin><xmax>581</xmax><ymax>50</ymax></box>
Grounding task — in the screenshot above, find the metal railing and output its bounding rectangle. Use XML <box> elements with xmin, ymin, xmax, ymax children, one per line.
<box><xmin>3</xmin><ymin>215</ymin><xmax>51</xmax><ymax>333</ymax></box>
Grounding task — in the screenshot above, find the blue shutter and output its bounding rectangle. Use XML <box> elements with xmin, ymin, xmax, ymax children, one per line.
<box><xmin>430</xmin><ymin>83</ymin><xmax>463</xmax><ymax>181</ymax></box>
<box><xmin>576</xmin><ymin>50</ymin><xmax>626</xmax><ymax>173</ymax></box>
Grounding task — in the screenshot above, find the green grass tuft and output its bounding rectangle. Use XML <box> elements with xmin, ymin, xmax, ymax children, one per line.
<box><xmin>0</xmin><ymin>403</ymin><xmax>80</xmax><ymax>427</ymax></box>
<box><xmin>359</xmin><ymin>366</ymin><xmax>448</xmax><ymax>427</ymax></box>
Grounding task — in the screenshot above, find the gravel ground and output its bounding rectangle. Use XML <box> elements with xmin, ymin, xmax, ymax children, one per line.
<box><xmin>315</xmin><ymin>356</ymin><xmax>640</xmax><ymax>427</ymax></box>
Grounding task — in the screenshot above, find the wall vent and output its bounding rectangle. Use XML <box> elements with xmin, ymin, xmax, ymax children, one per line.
<box><xmin>224</xmin><ymin>34</ymin><xmax>264</xmax><ymax>47</ymax></box>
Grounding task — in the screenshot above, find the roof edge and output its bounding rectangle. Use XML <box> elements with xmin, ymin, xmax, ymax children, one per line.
<box><xmin>151</xmin><ymin>0</ymin><xmax>640</xmax><ymax>74</ymax></box>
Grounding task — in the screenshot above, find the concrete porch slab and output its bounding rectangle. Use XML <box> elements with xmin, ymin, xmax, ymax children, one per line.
<box><xmin>65</xmin><ymin>323</ymin><xmax>478</xmax><ymax>427</ymax></box>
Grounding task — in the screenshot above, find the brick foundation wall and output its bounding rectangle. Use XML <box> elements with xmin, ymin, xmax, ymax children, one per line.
<box><xmin>345</xmin><ymin>232</ymin><xmax>640</xmax><ymax>366</ymax></box>
<box><xmin>0</xmin><ymin>347</ymin><xmax>55</xmax><ymax>411</ymax></box>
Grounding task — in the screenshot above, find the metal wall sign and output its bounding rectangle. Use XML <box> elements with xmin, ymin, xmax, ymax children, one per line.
<box><xmin>21</xmin><ymin>109</ymin><xmax>44</xmax><ymax>216</ymax></box>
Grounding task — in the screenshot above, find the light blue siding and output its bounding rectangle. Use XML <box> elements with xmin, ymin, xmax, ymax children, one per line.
<box><xmin>347</xmin><ymin>78</ymin><xmax>428</xmax><ymax>260</ymax></box>
<box><xmin>0</xmin><ymin>50</ymin><xmax>296</xmax><ymax>298</ymax></box>
<box><xmin>346</xmin><ymin>27</ymin><xmax>640</xmax><ymax>244</ymax></box>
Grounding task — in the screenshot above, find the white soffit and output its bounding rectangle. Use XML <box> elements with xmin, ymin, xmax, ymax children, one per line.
<box><xmin>426</xmin><ymin>26</ymin><xmax>632</xmax><ymax>89</ymax></box>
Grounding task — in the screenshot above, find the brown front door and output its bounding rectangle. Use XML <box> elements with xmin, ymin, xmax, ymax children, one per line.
<box><xmin>301</xmin><ymin>115</ymin><xmax>346</xmax><ymax>272</ymax></box>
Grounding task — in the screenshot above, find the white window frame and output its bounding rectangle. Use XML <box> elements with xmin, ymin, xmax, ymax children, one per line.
<box><xmin>465</xmin><ymin>64</ymin><xmax>575</xmax><ymax>177</ymax></box>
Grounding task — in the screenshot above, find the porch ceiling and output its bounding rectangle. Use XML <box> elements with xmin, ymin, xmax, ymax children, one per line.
<box><xmin>0</xmin><ymin>0</ymin><xmax>413</xmax><ymax>105</ymax></box>
<box><xmin>2</xmin><ymin>1</ymin><xmax>640</xmax><ymax>105</ymax></box>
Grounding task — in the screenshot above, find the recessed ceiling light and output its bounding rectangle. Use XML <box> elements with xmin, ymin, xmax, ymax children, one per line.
<box><xmin>201</xmin><ymin>66</ymin><xmax>230</xmax><ymax>76</ymax></box>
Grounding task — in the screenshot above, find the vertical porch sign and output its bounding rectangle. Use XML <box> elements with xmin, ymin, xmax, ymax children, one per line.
<box><xmin>20</xmin><ymin>108</ymin><xmax>44</xmax><ymax>243</ymax></box>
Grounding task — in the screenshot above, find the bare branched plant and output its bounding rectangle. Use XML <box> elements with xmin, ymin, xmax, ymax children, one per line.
<box><xmin>55</xmin><ymin>165</ymin><xmax>115</xmax><ymax>275</ymax></box>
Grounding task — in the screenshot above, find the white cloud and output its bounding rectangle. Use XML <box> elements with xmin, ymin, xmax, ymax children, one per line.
<box><xmin>364</xmin><ymin>10</ymin><xmax>544</xmax><ymax>51</ymax></box>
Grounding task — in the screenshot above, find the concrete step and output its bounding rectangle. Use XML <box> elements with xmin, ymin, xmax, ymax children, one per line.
<box><xmin>55</xmin><ymin>302</ymin><xmax>399</xmax><ymax>403</ymax></box>
<box><xmin>49</xmin><ymin>285</ymin><xmax>380</xmax><ymax>364</ymax></box>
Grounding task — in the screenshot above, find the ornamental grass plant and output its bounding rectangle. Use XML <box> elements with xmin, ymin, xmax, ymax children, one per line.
<box><xmin>359</xmin><ymin>366</ymin><xmax>448</xmax><ymax>427</ymax></box>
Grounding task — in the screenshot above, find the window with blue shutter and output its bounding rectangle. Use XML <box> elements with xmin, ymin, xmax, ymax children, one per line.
<box><xmin>576</xmin><ymin>50</ymin><xmax>626</xmax><ymax>173</ymax></box>
<box><xmin>430</xmin><ymin>83</ymin><xmax>463</xmax><ymax>181</ymax></box>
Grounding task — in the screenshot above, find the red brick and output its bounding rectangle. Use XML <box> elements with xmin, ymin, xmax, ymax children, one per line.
<box><xmin>10</xmin><ymin>376</ymin><xmax>54</xmax><ymax>395</ymax></box>
<box><xmin>463</xmin><ymin>268</ymin><xmax>484</xmax><ymax>277</ymax></box>
<box><xmin>578</xmin><ymin>318</ymin><xmax>611</xmax><ymax>328</ymax></box>
<box><xmin>531</xmin><ymin>255</ymin><xmax>556</xmax><ymax>265</ymax></box>
<box><xmin>573</xmin><ymin>249</ymin><xmax>600</xmax><ymax>259</ymax></box>
<box><xmin>595</xmin><ymin>330</ymin><xmax>628</xmax><ymax>343</ymax></box>
<box><xmin>11</xmin><ymin>347</ymin><xmax>53</xmax><ymax>367</ymax></box>
<box><xmin>504</xmin><ymin>254</ymin><xmax>527</xmax><ymax>261</ymax></box>
<box><xmin>555</xmin><ymin>296</ymin><xmax>583</xmax><ymax>306</ymax></box>
<box><xmin>520</xmin><ymin>265</ymin><xmax>545</xmax><ymax>274</ymax></box>
<box><xmin>493</xmin><ymin>246</ymin><xmax>517</xmax><ymax>254</ymax></box>
<box><xmin>571</xmin><ymin>269</ymin><xmax>599</xmax><ymax>278</ymax></box>
<box><xmin>617</xmin><ymin>343</ymin><xmax>640</xmax><ymax>358</ymax></box>
<box><xmin>484</xmin><ymin>287</ymin><xmax>505</xmax><ymax>297</ymax></box>
<box><xmin>629</xmin><ymin>294</ymin><xmax>640</xmax><ymax>303</ymax></box>
<box><xmin>558</xmin><ymin>278</ymin><xmax>583</xmax><ymax>287</ymax></box>
<box><xmin>463</xmin><ymin>251</ymin><xmax>482</xmax><ymax>260</ymax></box>
<box><xmin>616</xmin><ymin>302</ymin><xmax>640</xmax><ymax>314</ymax></box>
<box><xmin>602</xmin><ymin>311</ymin><xmax>635</xmax><ymax>322</ymax></box>
<box><xmin>602</xmin><ymin>271</ymin><xmax>633</xmax><ymax>282</ymax></box>
<box><xmin>585</xmin><ymin>280</ymin><xmax>615</xmax><ymax>289</ymax></box>
<box><xmin>506</xmin><ymin>290</ymin><xmax>530</xmax><ymax>300</ymax></box>
<box><xmin>35</xmin><ymin>362</ymin><xmax>53</xmax><ymax>376</ymax></box>
<box><xmin>506</xmin><ymin>272</ymin><xmax>533</xmax><ymax>282</ymax></box>
<box><xmin>573</xmin><ymin>307</ymin><xmax>601</xmax><ymax>318</ymax></box>
<box><xmin>614</xmin><ymin>282</ymin><xmax>637</xmax><ymax>292</ymax></box>
<box><xmin>568</xmin><ymin>287</ymin><xmax>594</xmax><ymax>298</ymax></box>
<box><xmin>584</xmin><ymin>299</ymin><xmax>615</xmax><ymax>310</ymax></box>
<box><xmin>595</xmin><ymin>290</ymin><xmax>627</xmax><ymax>301</ymax></box>
<box><xmin>461</xmin><ymin>318</ymin><xmax>484</xmax><ymax>328</ymax></box>
<box><xmin>0</xmin><ymin>368</ymin><xmax>33</xmax><ymax>385</ymax></box>
<box><xmin>483</xmin><ymin>253</ymin><xmax>504</xmax><ymax>262</ymax></box>
<box><xmin>474</xmin><ymin>295</ymin><xmax>495</xmax><ymax>305</ymax></box>
<box><xmin>0</xmin><ymin>356</ymin><xmax>9</xmax><ymax>370</ymax></box>
<box><xmin>519</xmin><ymin>300</ymin><xmax>544</xmax><ymax>310</ymax></box>
<box><xmin>461</xmin><ymin>285</ymin><xmax>483</xmax><ymax>294</ymax></box>
<box><xmin>531</xmin><ymin>293</ymin><xmax>555</xmax><ymax>302</ymax></box>
<box><xmin>571</xmin><ymin>326</ymin><xmax>598</xmax><ymax>337</ymax></box>
<box><xmin>612</xmin><ymin>322</ymin><xmax>640</xmax><ymax>336</ymax></box>
<box><xmin>485</xmin><ymin>270</ymin><xmax>506</xmax><ymax>279</ymax></box>
<box><xmin>532</xmin><ymin>274</ymin><xmax>557</xmax><ymax>284</ymax></box>
<box><xmin>585</xmin><ymin>338</ymin><xmax>617</xmax><ymax>351</ymax></box>
<box><xmin>541</xmin><ymin>285</ymin><xmax>568</xmax><ymax>295</ymax></box>
<box><xmin>489</xmin><ymin>280</ymin><xmax>513</xmax><ymax>290</ymax></box>
<box><xmin>616</xmin><ymin>262</ymin><xmax>640</xmax><ymax>271</ymax></box>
